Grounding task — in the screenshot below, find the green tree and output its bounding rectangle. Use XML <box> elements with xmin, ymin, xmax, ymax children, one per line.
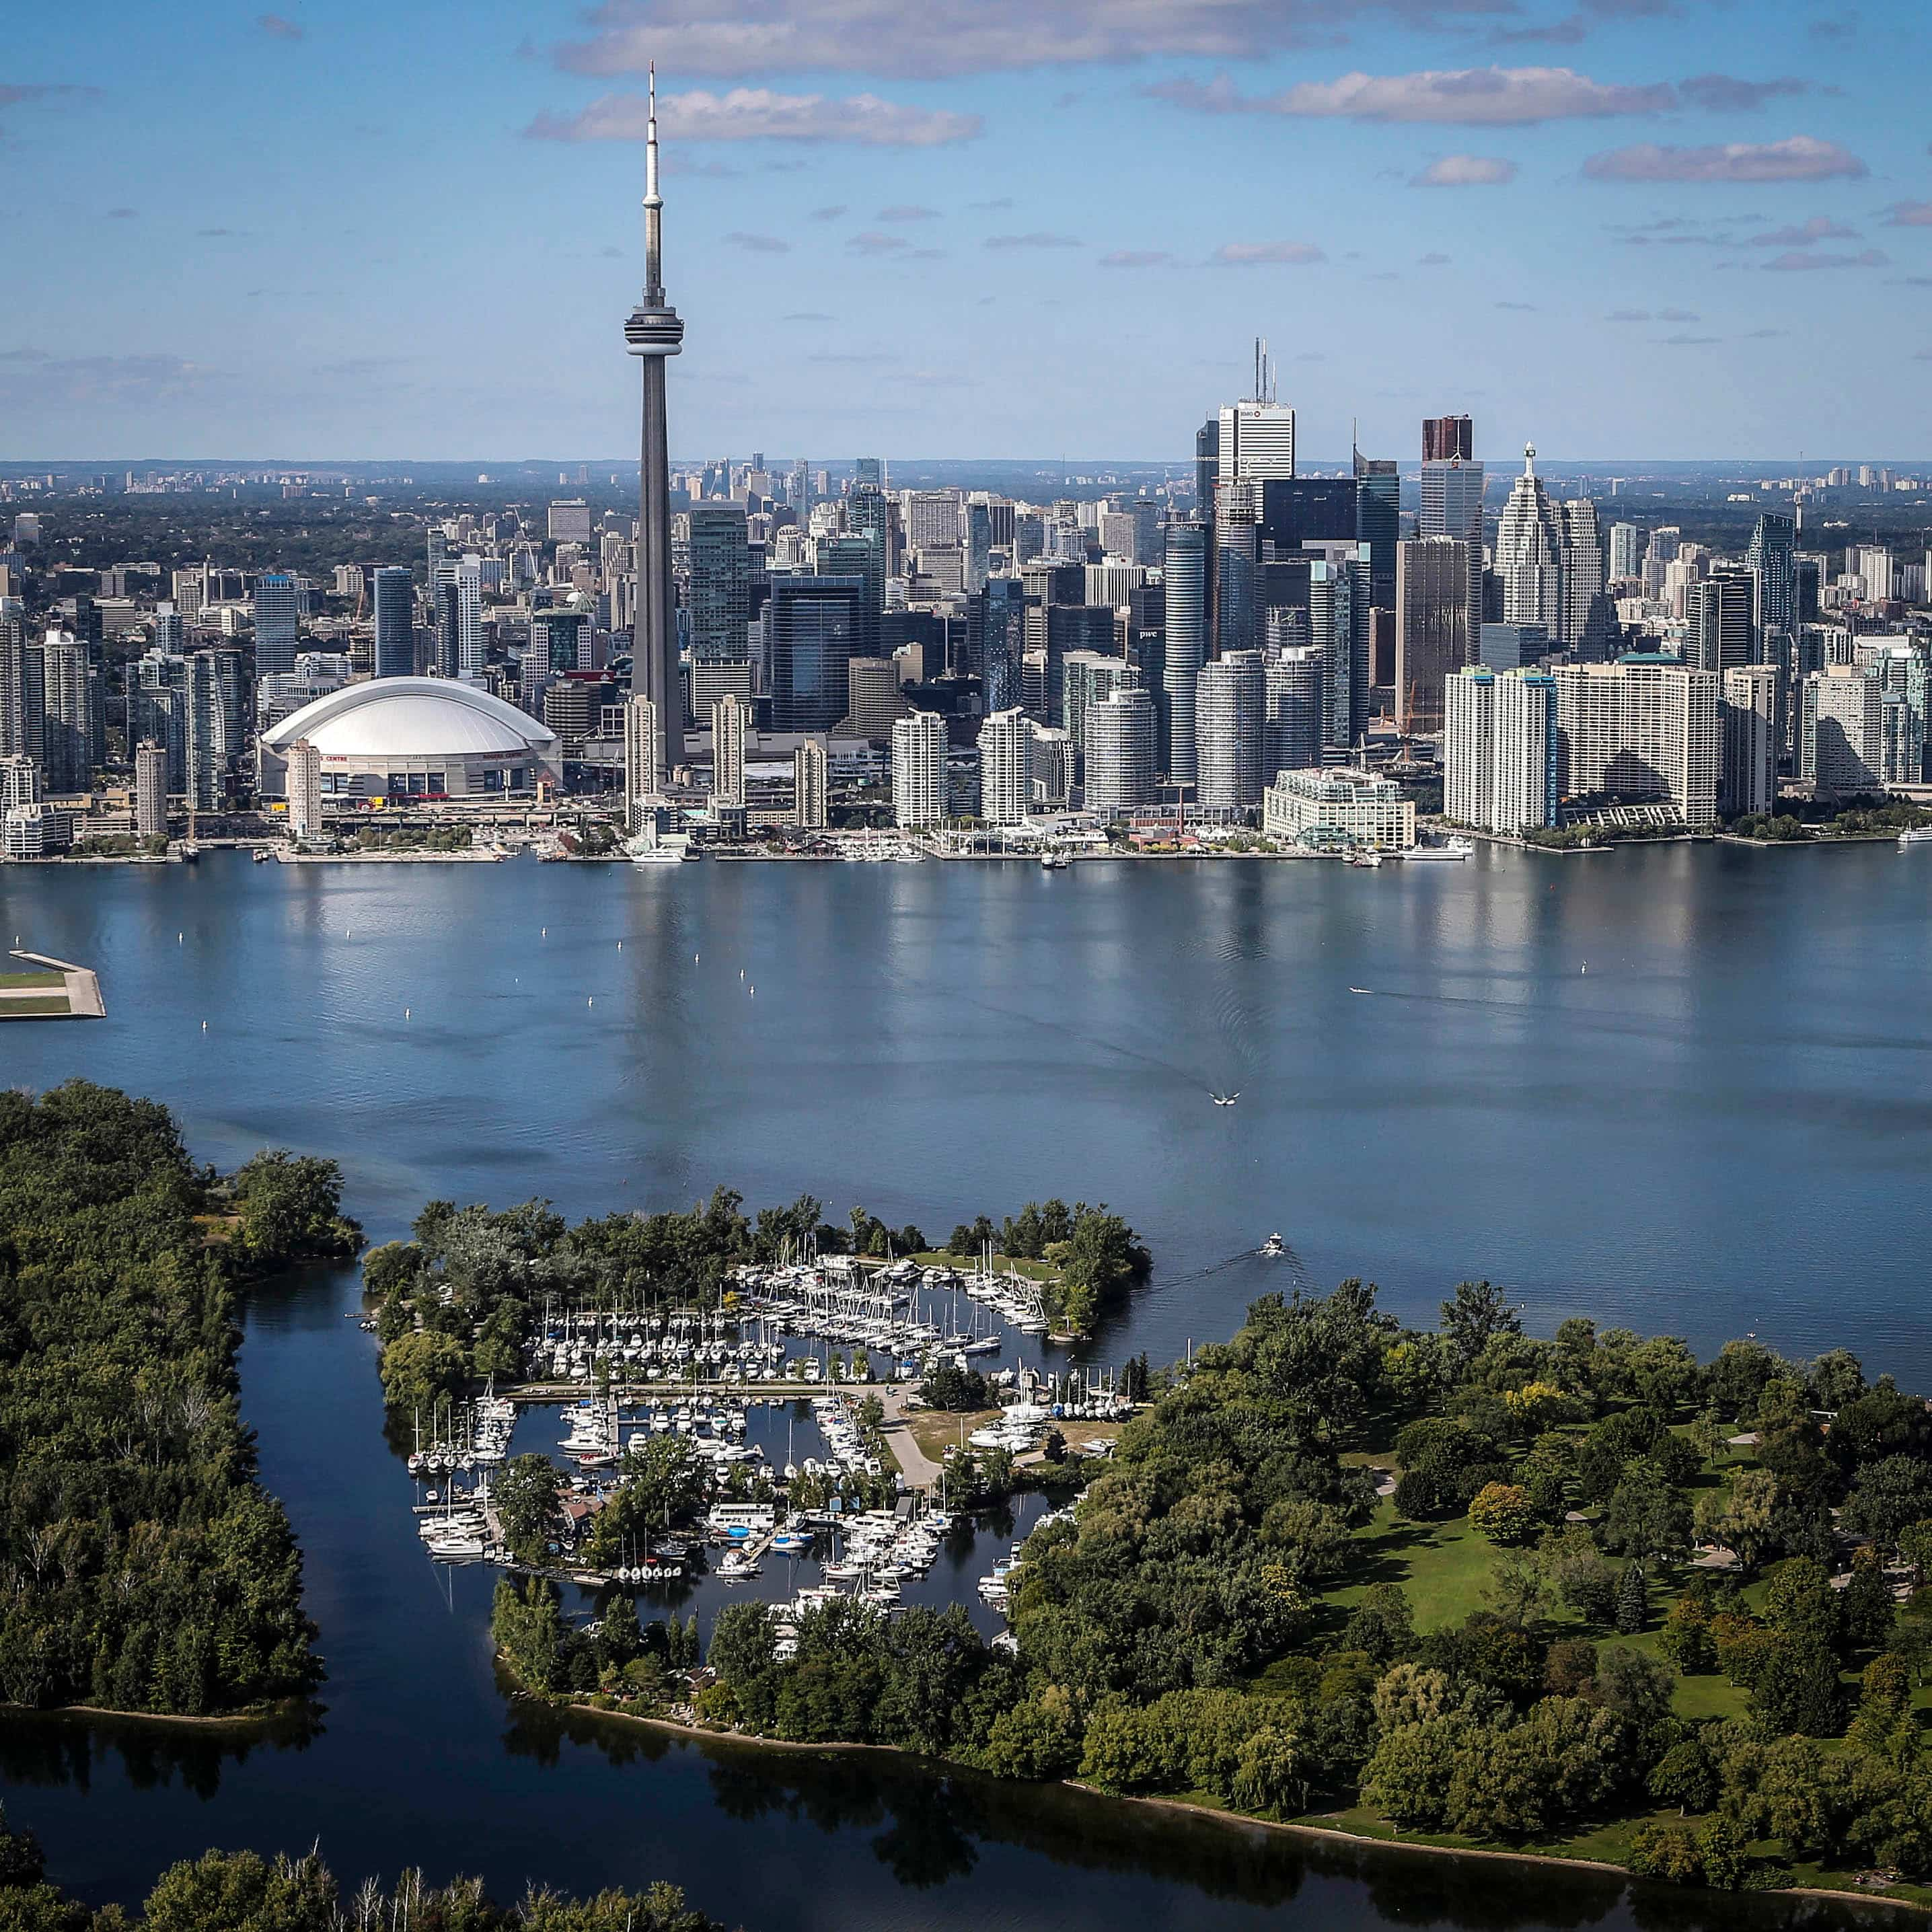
<box><xmin>494</xmin><ymin>1454</ymin><xmax>564</xmax><ymax>1564</ymax></box>
<box><xmin>379</xmin><ymin>1330</ymin><xmax>472</xmax><ymax>1412</ymax></box>
<box><xmin>140</xmin><ymin>1849</ymin><xmax>338</xmax><ymax>1932</ymax></box>
<box><xmin>1614</xmin><ymin>1561</ymin><xmax>1648</xmax><ymax>1635</ymax></box>
<box><xmin>1470</xmin><ymin>1483</ymin><xmax>1536</xmax><ymax>1546</ymax></box>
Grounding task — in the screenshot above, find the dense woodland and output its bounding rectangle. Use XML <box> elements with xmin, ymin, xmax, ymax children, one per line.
<box><xmin>0</xmin><ymin>1810</ymin><xmax>725</xmax><ymax>1932</ymax></box>
<box><xmin>0</xmin><ymin>1084</ymin><xmax>359</xmax><ymax>1717</ymax></box>
<box><xmin>514</xmin><ymin>1282</ymin><xmax>1932</xmax><ymax>1899</ymax></box>
<box><xmin>368</xmin><ymin>1190</ymin><xmax>1148</xmax><ymax>1412</ymax></box>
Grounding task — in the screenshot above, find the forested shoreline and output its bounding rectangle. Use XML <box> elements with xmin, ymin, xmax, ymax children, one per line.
<box><xmin>0</xmin><ymin>1808</ymin><xmax>727</xmax><ymax>1932</ymax></box>
<box><xmin>367</xmin><ymin>1189</ymin><xmax>1149</xmax><ymax>1412</ymax></box>
<box><xmin>494</xmin><ymin>1281</ymin><xmax>1932</xmax><ymax>1904</ymax></box>
<box><xmin>0</xmin><ymin>1083</ymin><xmax>359</xmax><ymax>1718</ymax></box>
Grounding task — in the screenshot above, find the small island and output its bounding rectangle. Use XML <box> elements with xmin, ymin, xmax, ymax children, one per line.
<box><xmin>0</xmin><ymin>1083</ymin><xmax>359</xmax><ymax>1719</ymax></box>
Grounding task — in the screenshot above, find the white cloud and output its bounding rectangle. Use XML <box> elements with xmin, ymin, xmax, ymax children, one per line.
<box><xmin>551</xmin><ymin>0</ymin><xmax>1524</xmax><ymax>84</ymax></box>
<box><xmin>1761</xmin><ymin>247</ymin><xmax>1888</xmax><ymax>270</ymax></box>
<box><xmin>527</xmin><ymin>88</ymin><xmax>980</xmax><ymax>147</ymax></box>
<box><xmin>1412</xmin><ymin>154</ymin><xmax>1518</xmax><ymax>186</ymax></box>
<box><xmin>1584</xmin><ymin>137</ymin><xmax>1867</xmax><ymax>182</ymax></box>
<box><xmin>1154</xmin><ymin>65</ymin><xmax>1674</xmax><ymax>125</ymax></box>
<box><xmin>1212</xmin><ymin>241</ymin><xmax>1327</xmax><ymax>265</ymax></box>
<box><xmin>1747</xmin><ymin>216</ymin><xmax>1857</xmax><ymax>246</ymax></box>
<box><xmin>1099</xmin><ymin>250</ymin><xmax>1173</xmax><ymax>268</ymax></box>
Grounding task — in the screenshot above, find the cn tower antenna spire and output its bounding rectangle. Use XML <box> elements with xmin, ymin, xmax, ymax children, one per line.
<box><xmin>643</xmin><ymin>61</ymin><xmax>665</xmax><ymax>305</ymax></box>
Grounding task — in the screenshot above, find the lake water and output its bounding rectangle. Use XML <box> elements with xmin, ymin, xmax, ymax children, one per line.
<box><xmin>1</xmin><ymin>845</ymin><xmax>1927</xmax><ymax>1929</ymax></box>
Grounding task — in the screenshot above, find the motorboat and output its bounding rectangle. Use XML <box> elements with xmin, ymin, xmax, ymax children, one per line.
<box><xmin>1040</xmin><ymin>851</ymin><xmax>1069</xmax><ymax>870</ymax></box>
<box><xmin>1261</xmin><ymin>1232</ymin><xmax>1285</xmax><ymax>1257</ymax></box>
<box><xmin>1347</xmin><ymin>849</ymin><xmax>1383</xmax><ymax>868</ymax></box>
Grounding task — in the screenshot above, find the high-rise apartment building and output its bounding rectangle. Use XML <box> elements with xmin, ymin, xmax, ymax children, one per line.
<box><xmin>977</xmin><ymin>707</ymin><xmax>1034</xmax><ymax>825</ymax></box>
<box><xmin>891</xmin><ymin>711</ymin><xmax>946</xmax><ymax>828</ymax></box>
<box><xmin>624</xmin><ymin>692</ymin><xmax>659</xmax><ymax>826</ymax></box>
<box><xmin>792</xmin><ymin>738</ymin><xmax>827</xmax><ymax>829</ymax></box>
<box><xmin>1444</xmin><ymin>665</ymin><xmax>1559</xmax><ymax>833</ymax></box>
<box><xmin>1194</xmin><ymin>650</ymin><xmax>1265</xmax><ymax>810</ymax></box>
<box><xmin>0</xmin><ymin>616</ymin><xmax>36</xmax><ymax>764</ymax></box>
<box><xmin>185</xmin><ymin>649</ymin><xmax>231</xmax><ymax>813</ymax></box>
<box><xmin>372</xmin><ymin>566</ymin><xmax>414</xmax><ymax>678</ymax></box>
<box><xmin>1608</xmin><ymin>522</ymin><xmax>1641</xmax><ymax>583</ymax></box>
<box><xmin>133</xmin><ymin>739</ymin><xmax>169</xmax><ymax>842</ymax></box>
<box><xmin>1161</xmin><ymin>519</ymin><xmax>1208</xmax><ymax>784</ymax></box>
<box><xmin>1800</xmin><ymin>669</ymin><xmax>1888</xmax><ymax>794</ymax></box>
<box><xmin>1720</xmin><ymin>664</ymin><xmax>1779</xmax><ymax>817</ymax></box>
<box><xmin>1395</xmin><ymin>537</ymin><xmax>1475</xmax><ymax>736</ymax></box>
<box><xmin>1552</xmin><ymin>657</ymin><xmax>1719</xmax><ymax>827</ymax></box>
<box><xmin>1263</xmin><ymin>645</ymin><xmax>1325</xmax><ymax>782</ymax></box>
<box><xmin>710</xmin><ymin>692</ymin><xmax>748</xmax><ymax>809</ymax></box>
<box><xmin>1083</xmin><ymin>687</ymin><xmax>1156</xmax><ymax>820</ymax></box>
<box><xmin>253</xmin><ymin>571</ymin><xmax>301</xmax><ymax>678</ymax></box>
<box><xmin>36</xmin><ymin>636</ymin><xmax>93</xmax><ymax>793</ymax></box>
<box><xmin>1060</xmin><ymin>651</ymin><xmax>1134</xmax><ymax>762</ymax></box>
<box><xmin>285</xmin><ymin>739</ymin><xmax>324</xmax><ymax>842</ymax></box>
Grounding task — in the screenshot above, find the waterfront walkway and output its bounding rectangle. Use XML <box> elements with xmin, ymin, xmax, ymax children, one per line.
<box><xmin>1</xmin><ymin>951</ymin><xmax>104</xmax><ymax>1020</ymax></box>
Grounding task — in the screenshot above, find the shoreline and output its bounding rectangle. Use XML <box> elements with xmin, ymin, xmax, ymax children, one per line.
<box><xmin>1</xmin><ymin>1697</ymin><xmax>305</xmax><ymax>1731</ymax></box>
<box><xmin>537</xmin><ymin>1693</ymin><xmax>1931</xmax><ymax>1916</ymax></box>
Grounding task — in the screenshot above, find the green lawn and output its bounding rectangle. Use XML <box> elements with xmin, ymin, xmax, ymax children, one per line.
<box><xmin>0</xmin><ymin>971</ymin><xmax>62</xmax><ymax>988</ymax></box>
<box><xmin>0</xmin><ymin>995</ymin><xmax>71</xmax><ymax>1016</ymax></box>
<box><xmin>1331</xmin><ymin>1500</ymin><xmax>1503</xmax><ymax>1631</ymax></box>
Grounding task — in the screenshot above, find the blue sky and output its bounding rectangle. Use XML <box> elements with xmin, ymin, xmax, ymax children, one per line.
<box><xmin>2</xmin><ymin>0</ymin><xmax>1928</xmax><ymax>462</ymax></box>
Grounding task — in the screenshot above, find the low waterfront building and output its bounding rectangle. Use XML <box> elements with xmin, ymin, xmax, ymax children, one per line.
<box><xmin>1262</xmin><ymin>766</ymin><xmax>1416</xmax><ymax>850</ymax></box>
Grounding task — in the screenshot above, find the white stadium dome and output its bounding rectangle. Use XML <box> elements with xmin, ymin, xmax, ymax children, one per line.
<box><xmin>260</xmin><ymin>677</ymin><xmax>560</xmax><ymax>802</ymax></box>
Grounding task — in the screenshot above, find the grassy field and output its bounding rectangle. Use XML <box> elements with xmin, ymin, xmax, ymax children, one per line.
<box><xmin>903</xmin><ymin>1405</ymin><xmax>1128</xmax><ymax>1464</ymax></box>
<box><xmin>0</xmin><ymin>994</ymin><xmax>72</xmax><ymax>1016</ymax></box>
<box><xmin>0</xmin><ymin>970</ymin><xmax>63</xmax><ymax>989</ymax></box>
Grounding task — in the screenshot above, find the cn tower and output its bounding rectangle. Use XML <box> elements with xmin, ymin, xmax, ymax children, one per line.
<box><xmin>625</xmin><ymin>64</ymin><xmax>682</xmax><ymax>784</ymax></box>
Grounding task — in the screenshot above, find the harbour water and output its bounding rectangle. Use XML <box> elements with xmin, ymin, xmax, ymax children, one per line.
<box><xmin>1</xmin><ymin>845</ymin><xmax>1928</xmax><ymax>1928</ymax></box>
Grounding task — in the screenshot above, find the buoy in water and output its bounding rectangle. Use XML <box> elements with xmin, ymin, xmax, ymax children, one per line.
<box><xmin>201</xmin><ymin>1020</ymin><xmax>207</xmax><ymax>1031</ymax></box>
<box><xmin>404</xmin><ymin>1008</ymin><xmax>410</xmax><ymax>1019</ymax></box>
<box><xmin>587</xmin><ymin>996</ymin><xmax>594</xmax><ymax>1007</ymax></box>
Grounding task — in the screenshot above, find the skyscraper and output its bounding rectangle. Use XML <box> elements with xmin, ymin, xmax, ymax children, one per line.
<box><xmin>35</xmin><ymin>636</ymin><xmax>92</xmax><ymax>793</ymax></box>
<box><xmin>1608</xmin><ymin>522</ymin><xmax>1641</xmax><ymax>583</ymax></box>
<box><xmin>1419</xmin><ymin>455</ymin><xmax>1485</xmax><ymax>646</ymax></box>
<box><xmin>1060</xmin><ymin>651</ymin><xmax>1134</xmax><ymax>764</ymax></box>
<box><xmin>1195</xmin><ymin>651</ymin><xmax>1265</xmax><ymax>810</ymax></box>
<box><xmin>891</xmin><ymin>711</ymin><xmax>945</xmax><ymax>828</ymax></box>
<box><xmin>285</xmin><ymin>740</ymin><xmax>324</xmax><ymax>842</ymax></box>
<box><xmin>1553</xmin><ymin>657</ymin><xmax>1719</xmax><ymax>827</ymax></box>
<box><xmin>967</xmin><ymin>577</ymin><xmax>1026</xmax><ymax>713</ymax></box>
<box><xmin>1495</xmin><ymin>447</ymin><xmax>1564</xmax><ymax>634</ymax></box>
<box><xmin>1745</xmin><ymin>514</ymin><xmax>1797</xmax><ymax>658</ymax></box>
<box><xmin>1354</xmin><ymin>452</ymin><xmax>1399</xmax><ymax>615</ymax></box>
<box><xmin>1395</xmin><ymin>537</ymin><xmax>1475</xmax><ymax>737</ymax></box>
<box><xmin>253</xmin><ymin>572</ymin><xmax>300</xmax><ymax>678</ymax></box>
<box><xmin>1161</xmin><ymin>519</ymin><xmax>1208</xmax><ymax>784</ymax></box>
<box><xmin>768</xmin><ymin>574</ymin><xmax>862</xmax><ymax>731</ymax></box>
<box><xmin>1557</xmin><ymin>500</ymin><xmax>1612</xmax><ymax>660</ymax></box>
<box><xmin>1423</xmin><ymin>414</ymin><xmax>1474</xmax><ymax>463</ymax></box>
<box><xmin>1083</xmin><ymin>687</ymin><xmax>1156</xmax><ymax>820</ymax></box>
<box><xmin>625</xmin><ymin>67</ymin><xmax>684</xmax><ymax>785</ymax></box>
<box><xmin>185</xmin><ymin>648</ymin><xmax>230</xmax><ymax>813</ymax></box>
<box><xmin>372</xmin><ymin>566</ymin><xmax>414</xmax><ymax>678</ymax></box>
<box><xmin>1689</xmin><ymin>571</ymin><xmax>1756</xmax><ymax>676</ymax></box>
<box><xmin>686</xmin><ymin>504</ymin><xmax>753</xmax><ymax>664</ymax></box>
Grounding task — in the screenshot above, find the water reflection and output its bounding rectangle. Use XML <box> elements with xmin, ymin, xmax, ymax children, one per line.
<box><xmin>0</xmin><ymin>1703</ymin><xmax>321</xmax><ymax>1801</ymax></box>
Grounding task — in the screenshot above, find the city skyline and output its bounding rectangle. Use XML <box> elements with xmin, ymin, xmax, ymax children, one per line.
<box><xmin>3</xmin><ymin>0</ymin><xmax>1929</xmax><ymax>461</ymax></box>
